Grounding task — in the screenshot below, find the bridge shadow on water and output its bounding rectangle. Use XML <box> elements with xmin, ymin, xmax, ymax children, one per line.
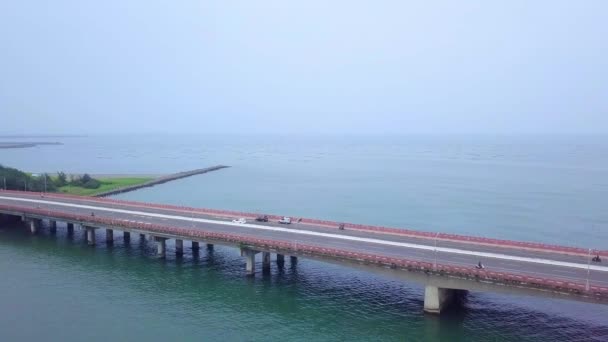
<box><xmin>1</xmin><ymin>219</ymin><xmax>607</xmax><ymax>341</ymax></box>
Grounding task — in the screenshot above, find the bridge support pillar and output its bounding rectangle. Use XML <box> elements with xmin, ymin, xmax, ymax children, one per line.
<box><xmin>67</xmin><ymin>223</ymin><xmax>74</xmax><ymax>235</ymax></box>
<box><xmin>155</xmin><ymin>237</ymin><xmax>166</xmax><ymax>258</ymax></box>
<box><xmin>192</xmin><ymin>241</ymin><xmax>200</xmax><ymax>250</ymax></box>
<box><xmin>241</xmin><ymin>248</ymin><xmax>259</xmax><ymax>276</ymax></box>
<box><xmin>206</xmin><ymin>243</ymin><xmax>214</xmax><ymax>250</ymax></box>
<box><xmin>276</xmin><ymin>254</ymin><xmax>285</xmax><ymax>267</ymax></box>
<box><xmin>262</xmin><ymin>252</ymin><xmax>271</xmax><ymax>272</ymax></box>
<box><xmin>139</xmin><ymin>234</ymin><xmax>145</xmax><ymax>241</ymax></box>
<box><xmin>29</xmin><ymin>219</ymin><xmax>40</xmax><ymax>234</ymax></box>
<box><xmin>86</xmin><ymin>227</ymin><xmax>96</xmax><ymax>245</ymax></box>
<box><xmin>123</xmin><ymin>231</ymin><xmax>130</xmax><ymax>242</ymax></box>
<box><xmin>175</xmin><ymin>239</ymin><xmax>183</xmax><ymax>255</ymax></box>
<box><xmin>423</xmin><ymin>286</ymin><xmax>462</xmax><ymax>314</ymax></box>
<box><xmin>290</xmin><ymin>256</ymin><xmax>298</xmax><ymax>265</ymax></box>
<box><xmin>49</xmin><ymin>220</ymin><xmax>57</xmax><ymax>233</ymax></box>
<box><xmin>106</xmin><ymin>229</ymin><xmax>114</xmax><ymax>243</ymax></box>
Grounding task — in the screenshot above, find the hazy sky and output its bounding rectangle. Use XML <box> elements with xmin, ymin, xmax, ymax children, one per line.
<box><xmin>1</xmin><ymin>1</ymin><xmax>606</xmax><ymax>135</ymax></box>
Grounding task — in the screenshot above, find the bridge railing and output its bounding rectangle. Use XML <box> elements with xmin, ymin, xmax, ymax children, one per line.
<box><xmin>2</xmin><ymin>202</ymin><xmax>607</xmax><ymax>300</ymax></box>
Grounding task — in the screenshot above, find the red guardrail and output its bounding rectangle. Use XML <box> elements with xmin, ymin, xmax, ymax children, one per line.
<box><xmin>1</xmin><ymin>189</ymin><xmax>607</xmax><ymax>257</ymax></box>
<box><xmin>2</xmin><ymin>202</ymin><xmax>607</xmax><ymax>299</ymax></box>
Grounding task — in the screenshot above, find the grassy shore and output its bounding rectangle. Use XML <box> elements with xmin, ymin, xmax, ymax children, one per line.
<box><xmin>58</xmin><ymin>177</ymin><xmax>153</xmax><ymax>196</ymax></box>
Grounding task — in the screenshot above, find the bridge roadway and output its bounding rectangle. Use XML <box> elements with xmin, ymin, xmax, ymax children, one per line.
<box><xmin>1</xmin><ymin>190</ymin><xmax>607</xmax><ymax>313</ymax></box>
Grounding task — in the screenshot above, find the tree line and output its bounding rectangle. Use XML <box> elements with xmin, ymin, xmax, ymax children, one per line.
<box><xmin>0</xmin><ymin>165</ymin><xmax>100</xmax><ymax>192</ymax></box>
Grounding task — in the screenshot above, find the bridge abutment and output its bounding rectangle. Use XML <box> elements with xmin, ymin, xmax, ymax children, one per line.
<box><xmin>423</xmin><ymin>286</ymin><xmax>465</xmax><ymax>314</ymax></box>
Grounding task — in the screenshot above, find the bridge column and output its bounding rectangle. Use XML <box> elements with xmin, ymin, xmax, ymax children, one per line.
<box><xmin>67</xmin><ymin>223</ymin><xmax>74</xmax><ymax>235</ymax></box>
<box><xmin>262</xmin><ymin>252</ymin><xmax>271</xmax><ymax>272</ymax></box>
<box><xmin>86</xmin><ymin>227</ymin><xmax>96</xmax><ymax>245</ymax></box>
<box><xmin>175</xmin><ymin>239</ymin><xmax>183</xmax><ymax>255</ymax></box>
<box><xmin>241</xmin><ymin>248</ymin><xmax>259</xmax><ymax>276</ymax></box>
<box><xmin>139</xmin><ymin>234</ymin><xmax>145</xmax><ymax>241</ymax></box>
<box><xmin>155</xmin><ymin>237</ymin><xmax>166</xmax><ymax>258</ymax></box>
<box><xmin>49</xmin><ymin>220</ymin><xmax>57</xmax><ymax>233</ymax></box>
<box><xmin>29</xmin><ymin>219</ymin><xmax>40</xmax><ymax>234</ymax></box>
<box><xmin>206</xmin><ymin>243</ymin><xmax>214</xmax><ymax>250</ymax></box>
<box><xmin>290</xmin><ymin>256</ymin><xmax>298</xmax><ymax>265</ymax></box>
<box><xmin>106</xmin><ymin>229</ymin><xmax>114</xmax><ymax>243</ymax></box>
<box><xmin>192</xmin><ymin>241</ymin><xmax>200</xmax><ymax>250</ymax></box>
<box><xmin>423</xmin><ymin>286</ymin><xmax>461</xmax><ymax>314</ymax></box>
<box><xmin>123</xmin><ymin>231</ymin><xmax>130</xmax><ymax>242</ymax></box>
<box><xmin>276</xmin><ymin>254</ymin><xmax>285</xmax><ymax>267</ymax></box>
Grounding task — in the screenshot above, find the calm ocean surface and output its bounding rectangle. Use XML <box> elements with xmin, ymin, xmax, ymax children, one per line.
<box><xmin>1</xmin><ymin>134</ymin><xmax>607</xmax><ymax>341</ymax></box>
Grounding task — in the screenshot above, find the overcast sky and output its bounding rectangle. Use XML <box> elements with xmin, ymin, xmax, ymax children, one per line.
<box><xmin>0</xmin><ymin>1</ymin><xmax>606</xmax><ymax>135</ymax></box>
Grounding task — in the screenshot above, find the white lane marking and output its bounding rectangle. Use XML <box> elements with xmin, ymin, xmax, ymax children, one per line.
<box><xmin>2</xmin><ymin>195</ymin><xmax>607</xmax><ymax>273</ymax></box>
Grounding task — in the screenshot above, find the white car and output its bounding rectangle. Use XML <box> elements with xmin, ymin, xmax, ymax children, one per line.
<box><xmin>278</xmin><ymin>216</ymin><xmax>292</xmax><ymax>224</ymax></box>
<box><xmin>232</xmin><ymin>218</ymin><xmax>247</xmax><ymax>224</ymax></box>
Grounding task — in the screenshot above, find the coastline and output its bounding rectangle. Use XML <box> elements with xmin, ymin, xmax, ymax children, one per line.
<box><xmin>0</xmin><ymin>142</ymin><xmax>63</xmax><ymax>149</ymax></box>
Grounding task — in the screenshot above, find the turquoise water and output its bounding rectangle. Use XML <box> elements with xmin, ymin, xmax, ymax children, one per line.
<box><xmin>1</xmin><ymin>134</ymin><xmax>608</xmax><ymax>340</ymax></box>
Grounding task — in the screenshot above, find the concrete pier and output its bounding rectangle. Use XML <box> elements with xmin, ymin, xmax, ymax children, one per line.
<box><xmin>67</xmin><ymin>223</ymin><xmax>74</xmax><ymax>235</ymax></box>
<box><xmin>207</xmin><ymin>243</ymin><xmax>214</xmax><ymax>250</ymax></box>
<box><xmin>139</xmin><ymin>233</ymin><xmax>145</xmax><ymax>241</ymax></box>
<box><xmin>94</xmin><ymin>165</ymin><xmax>230</xmax><ymax>197</ymax></box>
<box><xmin>106</xmin><ymin>229</ymin><xmax>114</xmax><ymax>243</ymax></box>
<box><xmin>86</xmin><ymin>227</ymin><xmax>96</xmax><ymax>245</ymax></box>
<box><xmin>175</xmin><ymin>239</ymin><xmax>184</xmax><ymax>255</ymax></box>
<box><xmin>423</xmin><ymin>286</ymin><xmax>461</xmax><ymax>314</ymax></box>
<box><xmin>49</xmin><ymin>220</ymin><xmax>57</xmax><ymax>233</ymax></box>
<box><xmin>155</xmin><ymin>237</ymin><xmax>166</xmax><ymax>257</ymax></box>
<box><xmin>276</xmin><ymin>254</ymin><xmax>285</xmax><ymax>267</ymax></box>
<box><xmin>29</xmin><ymin>219</ymin><xmax>39</xmax><ymax>234</ymax></box>
<box><xmin>192</xmin><ymin>241</ymin><xmax>200</xmax><ymax>250</ymax></box>
<box><xmin>123</xmin><ymin>231</ymin><xmax>130</xmax><ymax>242</ymax></box>
<box><xmin>290</xmin><ymin>256</ymin><xmax>298</xmax><ymax>265</ymax></box>
<box><xmin>241</xmin><ymin>249</ymin><xmax>259</xmax><ymax>276</ymax></box>
<box><xmin>262</xmin><ymin>252</ymin><xmax>271</xmax><ymax>271</ymax></box>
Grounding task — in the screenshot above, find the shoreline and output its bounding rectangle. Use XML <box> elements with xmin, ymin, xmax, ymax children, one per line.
<box><xmin>0</xmin><ymin>142</ymin><xmax>63</xmax><ymax>149</ymax></box>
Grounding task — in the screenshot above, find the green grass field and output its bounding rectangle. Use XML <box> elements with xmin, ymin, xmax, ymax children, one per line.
<box><xmin>58</xmin><ymin>177</ymin><xmax>153</xmax><ymax>196</ymax></box>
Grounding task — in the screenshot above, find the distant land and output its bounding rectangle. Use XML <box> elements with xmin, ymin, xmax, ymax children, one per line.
<box><xmin>0</xmin><ymin>134</ymin><xmax>84</xmax><ymax>138</ymax></box>
<box><xmin>0</xmin><ymin>142</ymin><xmax>63</xmax><ymax>149</ymax></box>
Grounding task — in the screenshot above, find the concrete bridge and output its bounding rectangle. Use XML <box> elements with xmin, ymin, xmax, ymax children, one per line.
<box><xmin>1</xmin><ymin>190</ymin><xmax>607</xmax><ymax>314</ymax></box>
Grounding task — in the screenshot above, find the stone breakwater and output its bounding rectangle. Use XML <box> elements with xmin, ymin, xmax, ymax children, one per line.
<box><xmin>93</xmin><ymin>165</ymin><xmax>230</xmax><ymax>197</ymax></box>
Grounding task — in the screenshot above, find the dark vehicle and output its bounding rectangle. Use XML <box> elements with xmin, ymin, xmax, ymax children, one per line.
<box><xmin>255</xmin><ymin>215</ymin><xmax>269</xmax><ymax>222</ymax></box>
<box><xmin>338</xmin><ymin>223</ymin><xmax>345</xmax><ymax>230</ymax></box>
<box><xmin>475</xmin><ymin>261</ymin><xmax>485</xmax><ymax>269</ymax></box>
<box><xmin>592</xmin><ymin>255</ymin><xmax>602</xmax><ymax>263</ymax></box>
